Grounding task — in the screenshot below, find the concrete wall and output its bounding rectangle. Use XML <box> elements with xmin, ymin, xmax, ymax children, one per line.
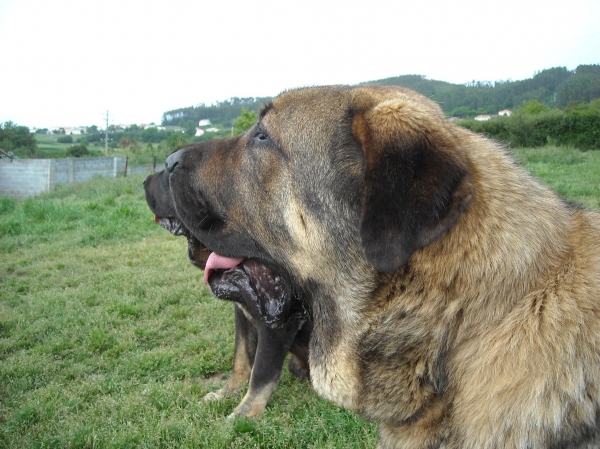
<box><xmin>128</xmin><ymin>164</ymin><xmax>155</xmax><ymax>176</ymax></box>
<box><xmin>0</xmin><ymin>157</ymin><xmax>153</xmax><ymax>199</ymax></box>
<box><xmin>0</xmin><ymin>158</ymin><xmax>55</xmax><ymax>199</ymax></box>
<box><xmin>54</xmin><ymin>157</ymin><xmax>127</xmax><ymax>185</ymax></box>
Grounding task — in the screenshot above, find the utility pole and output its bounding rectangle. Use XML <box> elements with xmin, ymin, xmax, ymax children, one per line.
<box><xmin>105</xmin><ymin>110</ymin><xmax>109</xmax><ymax>155</ymax></box>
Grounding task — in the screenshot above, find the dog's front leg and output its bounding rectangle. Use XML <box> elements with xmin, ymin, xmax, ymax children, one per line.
<box><xmin>204</xmin><ymin>304</ymin><xmax>257</xmax><ymax>401</ymax></box>
<box><xmin>229</xmin><ymin>317</ymin><xmax>302</xmax><ymax>418</ymax></box>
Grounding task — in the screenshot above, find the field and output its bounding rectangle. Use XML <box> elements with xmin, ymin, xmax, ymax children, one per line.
<box><xmin>32</xmin><ymin>134</ymin><xmax>165</xmax><ymax>167</ymax></box>
<box><xmin>33</xmin><ymin>134</ymin><xmax>105</xmax><ymax>160</ymax></box>
<box><xmin>1</xmin><ymin>146</ymin><xmax>599</xmax><ymax>448</ymax></box>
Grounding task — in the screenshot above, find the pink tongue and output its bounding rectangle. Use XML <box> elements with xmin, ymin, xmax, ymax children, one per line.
<box><xmin>203</xmin><ymin>252</ymin><xmax>244</xmax><ymax>284</ymax></box>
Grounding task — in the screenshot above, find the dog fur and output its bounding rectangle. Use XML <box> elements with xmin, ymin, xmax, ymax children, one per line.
<box><xmin>166</xmin><ymin>85</ymin><xmax>600</xmax><ymax>448</ymax></box>
<box><xmin>143</xmin><ymin>169</ymin><xmax>310</xmax><ymax>418</ymax></box>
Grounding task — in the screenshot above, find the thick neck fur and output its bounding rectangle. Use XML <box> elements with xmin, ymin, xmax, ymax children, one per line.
<box><xmin>311</xmin><ymin>130</ymin><xmax>599</xmax><ymax>448</ymax></box>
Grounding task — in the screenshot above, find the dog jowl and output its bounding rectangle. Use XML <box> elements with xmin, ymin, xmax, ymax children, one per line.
<box><xmin>143</xmin><ymin>168</ymin><xmax>310</xmax><ymax>418</ymax></box>
<box><xmin>167</xmin><ymin>85</ymin><xmax>600</xmax><ymax>448</ymax></box>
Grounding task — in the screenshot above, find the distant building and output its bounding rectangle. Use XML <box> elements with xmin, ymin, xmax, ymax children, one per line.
<box><xmin>206</xmin><ymin>127</ymin><xmax>219</xmax><ymax>132</ymax></box>
<box><xmin>498</xmin><ymin>109</ymin><xmax>512</xmax><ymax>117</ymax></box>
<box><xmin>198</xmin><ymin>119</ymin><xmax>211</xmax><ymax>127</ymax></box>
<box><xmin>195</xmin><ymin>128</ymin><xmax>205</xmax><ymax>137</ymax></box>
<box><xmin>474</xmin><ymin>115</ymin><xmax>492</xmax><ymax>121</ymax></box>
<box><xmin>63</xmin><ymin>126</ymin><xmax>87</xmax><ymax>135</ymax></box>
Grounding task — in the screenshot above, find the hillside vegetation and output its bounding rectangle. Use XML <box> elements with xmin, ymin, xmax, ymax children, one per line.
<box><xmin>162</xmin><ymin>64</ymin><xmax>600</xmax><ymax>126</ymax></box>
<box><xmin>460</xmin><ymin>99</ymin><xmax>600</xmax><ymax>150</ymax></box>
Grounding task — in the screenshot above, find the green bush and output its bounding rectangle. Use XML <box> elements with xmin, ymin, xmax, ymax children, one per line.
<box><xmin>57</xmin><ymin>135</ymin><xmax>73</xmax><ymax>144</ymax></box>
<box><xmin>66</xmin><ymin>143</ymin><xmax>90</xmax><ymax>157</ymax></box>
<box><xmin>459</xmin><ymin>104</ymin><xmax>600</xmax><ymax>150</ymax></box>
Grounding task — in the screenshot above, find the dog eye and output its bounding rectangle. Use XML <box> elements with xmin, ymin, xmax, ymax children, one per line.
<box><xmin>252</xmin><ymin>131</ymin><xmax>269</xmax><ymax>142</ymax></box>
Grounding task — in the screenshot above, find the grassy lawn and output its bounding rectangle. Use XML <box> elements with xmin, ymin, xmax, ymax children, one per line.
<box><xmin>512</xmin><ymin>146</ymin><xmax>600</xmax><ymax>209</ymax></box>
<box><xmin>31</xmin><ymin>134</ymin><xmax>161</xmax><ymax>166</ymax></box>
<box><xmin>0</xmin><ymin>175</ymin><xmax>375</xmax><ymax>448</ymax></box>
<box><xmin>1</xmin><ymin>146</ymin><xmax>599</xmax><ymax>448</ymax></box>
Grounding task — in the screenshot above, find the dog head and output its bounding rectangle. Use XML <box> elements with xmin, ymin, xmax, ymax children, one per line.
<box><xmin>144</xmin><ymin>166</ymin><xmax>302</xmax><ymax>328</ymax></box>
<box><xmin>144</xmin><ymin>168</ymin><xmax>211</xmax><ymax>269</ymax></box>
<box><xmin>168</xmin><ymin>86</ymin><xmax>473</xmax><ymax>285</ymax></box>
<box><xmin>167</xmin><ymin>85</ymin><xmax>474</xmax><ymax>408</ymax></box>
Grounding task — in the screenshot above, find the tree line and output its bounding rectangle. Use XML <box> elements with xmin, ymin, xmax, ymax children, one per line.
<box><xmin>162</xmin><ymin>97</ymin><xmax>270</xmax><ymax>127</ymax></box>
<box><xmin>161</xmin><ymin>65</ymin><xmax>599</xmax><ymax>126</ymax></box>
<box><xmin>363</xmin><ymin>65</ymin><xmax>600</xmax><ymax>117</ymax></box>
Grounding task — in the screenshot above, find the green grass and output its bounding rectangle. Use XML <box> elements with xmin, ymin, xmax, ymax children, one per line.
<box><xmin>0</xmin><ymin>174</ymin><xmax>376</xmax><ymax>448</ymax></box>
<box><xmin>32</xmin><ymin>134</ymin><xmax>105</xmax><ymax>159</ymax></box>
<box><xmin>512</xmin><ymin>146</ymin><xmax>600</xmax><ymax>209</ymax></box>
<box><xmin>1</xmin><ymin>146</ymin><xmax>599</xmax><ymax>448</ymax></box>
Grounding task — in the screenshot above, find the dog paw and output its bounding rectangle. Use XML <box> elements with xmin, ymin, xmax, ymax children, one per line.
<box><xmin>203</xmin><ymin>389</ymin><xmax>226</xmax><ymax>401</ymax></box>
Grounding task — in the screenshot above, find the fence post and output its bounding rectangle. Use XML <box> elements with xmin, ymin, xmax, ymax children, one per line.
<box><xmin>124</xmin><ymin>157</ymin><xmax>128</xmax><ymax>177</ymax></box>
<box><xmin>153</xmin><ymin>155</ymin><xmax>156</xmax><ymax>173</ymax></box>
<box><xmin>67</xmin><ymin>157</ymin><xmax>74</xmax><ymax>184</ymax></box>
<box><xmin>47</xmin><ymin>159</ymin><xmax>56</xmax><ymax>193</ymax></box>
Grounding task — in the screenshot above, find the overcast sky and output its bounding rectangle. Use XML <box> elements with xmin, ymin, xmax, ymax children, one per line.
<box><xmin>1</xmin><ymin>0</ymin><xmax>599</xmax><ymax>128</ymax></box>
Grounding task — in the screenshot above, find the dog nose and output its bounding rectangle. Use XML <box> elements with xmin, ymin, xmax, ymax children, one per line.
<box><xmin>165</xmin><ymin>150</ymin><xmax>181</xmax><ymax>173</ymax></box>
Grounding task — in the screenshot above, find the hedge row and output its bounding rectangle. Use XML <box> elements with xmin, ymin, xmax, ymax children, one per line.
<box><xmin>458</xmin><ymin>109</ymin><xmax>600</xmax><ymax>150</ymax></box>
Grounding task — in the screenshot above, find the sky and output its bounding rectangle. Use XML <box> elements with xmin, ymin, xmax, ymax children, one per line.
<box><xmin>1</xmin><ymin>0</ymin><xmax>599</xmax><ymax>129</ymax></box>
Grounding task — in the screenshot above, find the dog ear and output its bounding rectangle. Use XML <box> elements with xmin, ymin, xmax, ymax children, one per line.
<box><xmin>352</xmin><ymin>97</ymin><xmax>474</xmax><ymax>273</ymax></box>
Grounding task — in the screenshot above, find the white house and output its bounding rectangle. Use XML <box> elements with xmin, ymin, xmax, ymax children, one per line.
<box><xmin>198</xmin><ymin>119</ymin><xmax>211</xmax><ymax>127</ymax></box>
<box><xmin>74</xmin><ymin>126</ymin><xmax>87</xmax><ymax>134</ymax></box>
<box><xmin>498</xmin><ymin>109</ymin><xmax>512</xmax><ymax>117</ymax></box>
<box><xmin>195</xmin><ymin>128</ymin><xmax>205</xmax><ymax>137</ymax></box>
<box><xmin>63</xmin><ymin>126</ymin><xmax>87</xmax><ymax>135</ymax></box>
<box><xmin>474</xmin><ymin>115</ymin><xmax>492</xmax><ymax>121</ymax></box>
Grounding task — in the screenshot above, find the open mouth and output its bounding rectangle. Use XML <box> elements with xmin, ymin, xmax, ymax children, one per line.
<box><xmin>205</xmin><ymin>253</ymin><xmax>295</xmax><ymax>328</ymax></box>
<box><xmin>152</xmin><ymin>215</ymin><xmax>298</xmax><ymax>327</ymax></box>
<box><xmin>154</xmin><ymin>214</ymin><xmax>211</xmax><ymax>269</ymax></box>
<box><xmin>154</xmin><ymin>215</ymin><xmax>186</xmax><ymax>236</ymax></box>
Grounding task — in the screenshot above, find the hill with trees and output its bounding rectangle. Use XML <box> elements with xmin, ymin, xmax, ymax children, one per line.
<box><xmin>363</xmin><ymin>65</ymin><xmax>599</xmax><ymax>117</ymax></box>
<box><xmin>162</xmin><ymin>97</ymin><xmax>270</xmax><ymax>128</ymax></box>
<box><xmin>160</xmin><ymin>64</ymin><xmax>600</xmax><ymax>125</ymax></box>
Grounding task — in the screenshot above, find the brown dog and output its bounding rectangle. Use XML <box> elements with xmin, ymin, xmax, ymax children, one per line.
<box><xmin>143</xmin><ymin>169</ymin><xmax>310</xmax><ymax>418</ymax></box>
<box><xmin>166</xmin><ymin>85</ymin><xmax>600</xmax><ymax>448</ymax></box>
